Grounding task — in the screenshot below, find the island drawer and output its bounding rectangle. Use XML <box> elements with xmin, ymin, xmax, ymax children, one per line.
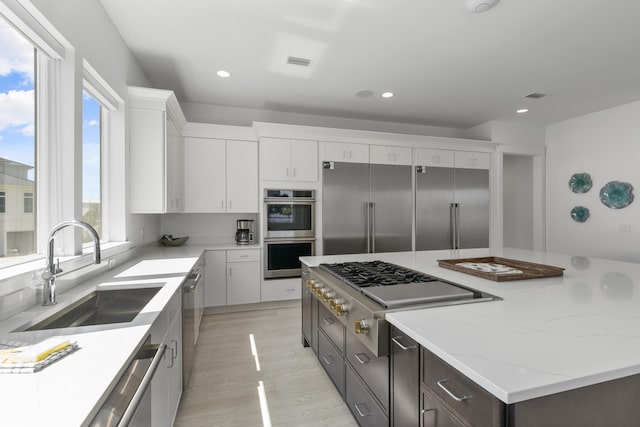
<box><xmin>345</xmin><ymin>329</ymin><xmax>389</xmax><ymax>413</ymax></box>
<box><xmin>345</xmin><ymin>364</ymin><xmax>388</xmax><ymax>427</ymax></box>
<box><xmin>422</xmin><ymin>348</ymin><xmax>505</xmax><ymax>427</ymax></box>
<box><xmin>422</xmin><ymin>387</ymin><xmax>465</xmax><ymax>427</ymax></box>
<box><xmin>318</xmin><ymin>304</ymin><xmax>344</xmax><ymax>354</ymax></box>
<box><xmin>318</xmin><ymin>330</ymin><xmax>345</xmax><ymax>396</ymax></box>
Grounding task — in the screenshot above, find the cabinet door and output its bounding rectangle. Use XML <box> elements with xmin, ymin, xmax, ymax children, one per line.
<box><xmin>322</xmin><ymin>141</ymin><xmax>350</xmax><ymax>162</ymax></box>
<box><xmin>183</xmin><ymin>137</ymin><xmax>226</xmax><ymax>213</ymax></box>
<box><xmin>227</xmin><ymin>261</ymin><xmax>260</xmax><ymax>305</ymax></box>
<box><xmin>204</xmin><ymin>250</ymin><xmax>226</xmax><ymax>307</ymax></box>
<box><xmin>130</xmin><ymin>108</ymin><xmax>165</xmax><ymax>213</ymax></box>
<box><xmin>290</xmin><ymin>139</ymin><xmax>318</xmax><ymax>181</ymax></box>
<box><xmin>417</xmin><ymin>148</ymin><xmax>454</xmax><ymax>168</ymax></box>
<box><xmin>227</xmin><ymin>140</ymin><xmax>258</xmax><ymax>212</ymax></box>
<box><xmin>454</xmin><ymin>151</ymin><xmax>491</xmax><ymax>170</ymax></box>
<box><xmin>347</xmin><ymin>143</ymin><xmax>369</xmax><ymax>163</ymax></box>
<box><xmin>422</xmin><ymin>390</ymin><xmax>465</xmax><ymax>427</ymax></box>
<box><xmin>369</xmin><ymin>144</ymin><xmax>412</xmax><ymax>165</ymax></box>
<box><xmin>165</xmin><ymin>118</ymin><xmax>183</xmax><ymax>212</ymax></box>
<box><xmin>260</xmin><ymin>138</ymin><xmax>290</xmax><ymax>180</ymax></box>
<box><xmin>166</xmin><ymin>311</ymin><xmax>182</xmax><ymax>424</ymax></box>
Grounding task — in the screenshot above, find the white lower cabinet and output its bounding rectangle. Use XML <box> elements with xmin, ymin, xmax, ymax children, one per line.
<box><xmin>204</xmin><ymin>249</ymin><xmax>260</xmax><ymax>306</ymax></box>
<box><xmin>261</xmin><ymin>278</ymin><xmax>300</xmax><ymax>302</ymax></box>
<box><xmin>204</xmin><ymin>250</ymin><xmax>227</xmax><ymax>307</ymax></box>
<box><xmin>150</xmin><ymin>288</ymin><xmax>182</xmax><ymax>427</ymax></box>
<box><xmin>227</xmin><ymin>249</ymin><xmax>260</xmax><ymax>305</ymax></box>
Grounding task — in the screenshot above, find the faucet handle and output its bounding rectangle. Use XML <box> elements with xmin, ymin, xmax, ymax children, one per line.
<box><xmin>54</xmin><ymin>258</ymin><xmax>63</xmax><ymax>274</ymax></box>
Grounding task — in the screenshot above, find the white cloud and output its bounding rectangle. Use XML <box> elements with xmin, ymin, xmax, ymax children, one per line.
<box><xmin>86</xmin><ymin>119</ymin><xmax>99</xmax><ymax>127</ymax></box>
<box><xmin>0</xmin><ymin>19</ymin><xmax>34</xmax><ymax>83</ymax></box>
<box><xmin>20</xmin><ymin>123</ymin><xmax>34</xmax><ymax>136</ymax></box>
<box><xmin>0</xmin><ymin>89</ymin><xmax>35</xmax><ymax>131</ymax></box>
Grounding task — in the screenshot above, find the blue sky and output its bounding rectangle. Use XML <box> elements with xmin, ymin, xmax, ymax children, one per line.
<box><xmin>0</xmin><ymin>18</ymin><xmax>101</xmax><ymax>201</ymax></box>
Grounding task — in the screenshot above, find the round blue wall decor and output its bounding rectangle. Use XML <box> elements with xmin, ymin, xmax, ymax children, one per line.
<box><xmin>599</xmin><ymin>181</ymin><xmax>634</xmax><ymax>209</ymax></box>
<box><xmin>569</xmin><ymin>173</ymin><xmax>593</xmax><ymax>193</ymax></box>
<box><xmin>570</xmin><ymin>206</ymin><xmax>590</xmax><ymax>223</ymax></box>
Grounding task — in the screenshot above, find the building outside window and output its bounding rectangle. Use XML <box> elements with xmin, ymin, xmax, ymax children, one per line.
<box><xmin>0</xmin><ymin>18</ymin><xmax>36</xmax><ymax>257</ymax></box>
<box><xmin>23</xmin><ymin>192</ymin><xmax>33</xmax><ymax>213</ymax></box>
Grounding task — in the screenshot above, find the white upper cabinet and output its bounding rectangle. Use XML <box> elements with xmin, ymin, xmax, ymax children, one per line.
<box><xmin>261</xmin><ymin>138</ymin><xmax>318</xmax><ymax>181</ymax></box>
<box><xmin>322</xmin><ymin>141</ymin><xmax>369</xmax><ymax>163</ymax></box>
<box><xmin>416</xmin><ymin>148</ymin><xmax>454</xmax><ymax>168</ymax></box>
<box><xmin>227</xmin><ymin>140</ymin><xmax>258</xmax><ymax>212</ymax></box>
<box><xmin>183</xmin><ymin>138</ymin><xmax>258</xmax><ymax>213</ymax></box>
<box><xmin>454</xmin><ymin>151</ymin><xmax>491</xmax><ymax>170</ymax></box>
<box><xmin>183</xmin><ymin>137</ymin><xmax>226</xmax><ymax>212</ymax></box>
<box><xmin>128</xmin><ymin>87</ymin><xmax>186</xmax><ymax>214</ymax></box>
<box><xmin>369</xmin><ymin>144</ymin><xmax>412</xmax><ymax>165</ymax></box>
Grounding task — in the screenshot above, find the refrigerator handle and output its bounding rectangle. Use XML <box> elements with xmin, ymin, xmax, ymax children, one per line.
<box><xmin>371</xmin><ymin>202</ymin><xmax>376</xmax><ymax>253</ymax></box>
<box><xmin>366</xmin><ymin>202</ymin><xmax>371</xmax><ymax>253</ymax></box>
<box><xmin>455</xmin><ymin>203</ymin><xmax>461</xmax><ymax>249</ymax></box>
<box><xmin>450</xmin><ymin>203</ymin><xmax>459</xmax><ymax>249</ymax></box>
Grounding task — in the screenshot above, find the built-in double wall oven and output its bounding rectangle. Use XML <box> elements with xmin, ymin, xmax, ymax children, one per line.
<box><xmin>263</xmin><ymin>189</ymin><xmax>315</xmax><ymax>279</ymax></box>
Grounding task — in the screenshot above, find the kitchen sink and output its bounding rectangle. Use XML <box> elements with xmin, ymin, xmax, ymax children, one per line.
<box><xmin>22</xmin><ymin>287</ymin><xmax>161</xmax><ymax>331</ymax></box>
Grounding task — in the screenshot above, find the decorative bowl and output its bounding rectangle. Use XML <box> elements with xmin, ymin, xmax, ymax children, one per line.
<box><xmin>160</xmin><ymin>235</ymin><xmax>189</xmax><ymax>247</ymax></box>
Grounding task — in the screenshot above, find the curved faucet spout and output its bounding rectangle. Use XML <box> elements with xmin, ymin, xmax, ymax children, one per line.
<box><xmin>43</xmin><ymin>220</ymin><xmax>101</xmax><ymax>306</ymax></box>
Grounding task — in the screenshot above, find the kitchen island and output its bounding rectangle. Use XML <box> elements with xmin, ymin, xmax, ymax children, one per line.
<box><xmin>301</xmin><ymin>247</ymin><xmax>640</xmax><ymax>425</ymax></box>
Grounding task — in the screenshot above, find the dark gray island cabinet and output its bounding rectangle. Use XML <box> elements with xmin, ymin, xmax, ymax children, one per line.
<box><xmin>417</xmin><ymin>342</ymin><xmax>640</xmax><ymax>427</ymax></box>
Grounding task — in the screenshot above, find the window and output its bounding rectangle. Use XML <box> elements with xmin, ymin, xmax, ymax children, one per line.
<box><xmin>0</xmin><ymin>18</ymin><xmax>36</xmax><ymax>257</ymax></box>
<box><xmin>82</xmin><ymin>90</ymin><xmax>102</xmax><ymax>240</ymax></box>
<box><xmin>23</xmin><ymin>192</ymin><xmax>33</xmax><ymax>213</ymax></box>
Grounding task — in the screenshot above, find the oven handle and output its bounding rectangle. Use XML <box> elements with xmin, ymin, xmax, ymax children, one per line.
<box><xmin>263</xmin><ymin>238</ymin><xmax>317</xmax><ymax>243</ymax></box>
<box><xmin>263</xmin><ymin>199</ymin><xmax>316</xmax><ymax>204</ymax></box>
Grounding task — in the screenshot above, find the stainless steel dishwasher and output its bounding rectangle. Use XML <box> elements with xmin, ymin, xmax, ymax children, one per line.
<box><xmin>182</xmin><ymin>255</ymin><xmax>204</xmax><ymax>388</ymax></box>
<box><xmin>89</xmin><ymin>336</ymin><xmax>165</xmax><ymax>427</ymax></box>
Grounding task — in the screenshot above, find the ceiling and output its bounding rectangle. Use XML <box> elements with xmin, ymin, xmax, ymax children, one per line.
<box><xmin>99</xmin><ymin>0</ymin><xmax>640</xmax><ymax>129</ymax></box>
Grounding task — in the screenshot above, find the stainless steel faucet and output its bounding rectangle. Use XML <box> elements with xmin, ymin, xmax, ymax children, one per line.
<box><xmin>42</xmin><ymin>220</ymin><xmax>101</xmax><ymax>306</ymax></box>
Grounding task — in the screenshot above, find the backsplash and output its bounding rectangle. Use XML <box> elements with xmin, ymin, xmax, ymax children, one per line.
<box><xmin>160</xmin><ymin>213</ymin><xmax>259</xmax><ymax>244</ymax></box>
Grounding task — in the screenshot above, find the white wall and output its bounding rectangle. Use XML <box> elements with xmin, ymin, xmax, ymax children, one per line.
<box><xmin>546</xmin><ymin>100</ymin><xmax>640</xmax><ymax>262</ymax></box>
<box><xmin>29</xmin><ymin>0</ymin><xmax>160</xmax><ymax>246</ymax></box>
<box><xmin>182</xmin><ymin>101</ymin><xmax>471</xmax><ymax>139</ymax></box>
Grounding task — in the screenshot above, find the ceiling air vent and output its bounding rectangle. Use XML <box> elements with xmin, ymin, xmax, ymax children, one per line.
<box><xmin>525</xmin><ymin>92</ymin><xmax>546</xmax><ymax>99</ymax></box>
<box><xmin>287</xmin><ymin>56</ymin><xmax>311</xmax><ymax>67</ymax></box>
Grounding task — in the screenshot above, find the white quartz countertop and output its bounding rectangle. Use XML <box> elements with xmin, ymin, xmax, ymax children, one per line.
<box><xmin>0</xmin><ymin>243</ymin><xmax>208</xmax><ymax>427</ymax></box>
<box><xmin>301</xmin><ymin>248</ymin><xmax>640</xmax><ymax>404</ymax></box>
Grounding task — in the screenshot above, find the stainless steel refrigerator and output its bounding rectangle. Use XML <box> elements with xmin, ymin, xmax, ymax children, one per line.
<box><xmin>323</xmin><ymin>161</ymin><xmax>412</xmax><ymax>255</ymax></box>
<box><xmin>415</xmin><ymin>166</ymin><xmax>489</xmax><ymax>250</ymax></box>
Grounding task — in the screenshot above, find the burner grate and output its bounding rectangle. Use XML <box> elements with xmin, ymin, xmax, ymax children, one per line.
<box><xmin>319</xmin><ymin>261</ymin><xmax>436</xmax><ymax>291</ymax></box>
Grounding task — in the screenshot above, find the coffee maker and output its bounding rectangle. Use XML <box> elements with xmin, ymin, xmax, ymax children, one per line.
<box><xmin>235</xmin><ymin>219</ymin><xmax>255</xmax><ymax>245</ymax></box>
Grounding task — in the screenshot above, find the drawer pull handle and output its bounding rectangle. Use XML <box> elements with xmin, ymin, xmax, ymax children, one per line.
<box><xmin>421</xmin><ymin>408</ymin><xmax>434</xmax><ymax>414</ymax></box>
<box><xmin>322</xmin><ymin>355</ymin><xmax>335</xmax><ymax>365</ymax></box>
<box><xmin>322</xmin><ymin>318</ymin><xmax>335</xmax><ymax>325</ymax></box>
<box><xmin>437</xmin><ymin>379</ymin><xmax>472</xmax><ymax>402</ymax></box>
<box><xmin>354</xmin><ymin>352</ymin><xmax>370</xmax><ymax>364</ymax></box>
<box><xmin>354</xmin><ymin>402</ymin><xmax>371</xmax><ymax>417</ymax></box>
<box><xmin>391</xmin><ymin>336</ymin><xmax>417</xmax><ymax>351</ymax></box>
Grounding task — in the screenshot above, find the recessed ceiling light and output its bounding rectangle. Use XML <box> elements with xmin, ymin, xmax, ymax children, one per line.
<box><xmin>381</xmin><ymin>92</ymin><xmax>394</xmax><ymax>98</ymax></box>
<box><xmin>356</xmin><ymin>90</ymin><xmax>374</xmax><ymax>98</ymax></box>
<box><xmin>516</xmin><ymin>108</ymin><xmax>529</xmax><ymax>114</ymax></box>
<box><xmin>216</xmin><ymin>70</ymin><xmax>231</xmax><ymax>78</ymax></box>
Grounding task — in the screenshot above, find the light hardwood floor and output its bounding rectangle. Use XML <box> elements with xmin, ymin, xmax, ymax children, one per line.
<box><xmin>174</xmin><ymin>305</ymin><xmax>358</xmax><ymax>427</ymax></box>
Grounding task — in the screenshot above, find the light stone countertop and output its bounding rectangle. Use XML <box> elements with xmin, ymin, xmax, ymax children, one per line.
<box><xmin>301</xmin><ymin>247</ymin><xmax>640</xmax><ymax>404</ymax></box>
<box><xmin>0</xmin><ymin>243</ymin><xmax>225</xmax><ymax>427</ymax></box>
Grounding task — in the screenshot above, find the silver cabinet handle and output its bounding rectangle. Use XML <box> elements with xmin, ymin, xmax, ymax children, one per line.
<box><xmin>286</xmin><ymin>167</ymin><xmax>289</xmax><ymax>177</ymax></box>
<box><xmin>437</xmin><ymin>379</ymin><xmax>471</xmax><ymax>402</ymax></box>
<box><xmin>293</xmin><ymin>168</ymin><xmax>296</xmax><ymax>177</ymax></box>
<box><xmin>322</xmin><ymin>355</ymin><xmax>334</xmax><ymax>365</ymax></box>
<box><xmin>450</xmin><ymin>203</ymin><xmax>459</xmax><ymax>249</ymax></box>
<box><xmin>354</xmin><ymin>352</ymin><xmax>370</xmax><ymax>364</ymax></box>
<box><xmin>354</xmin><ymin>402</ymin><xmax>371</xmax><ymax>417</ymax></box>
<box><xmin>229</xmin><ymin>200</ymin><xmax>232</xmax><ymax>210</ymax></box>
<box><xmin>166</xmin><ymin>345</ymin><xmax>174</xmax><ymax>368</ymax></box>
<box><xmin>220</xmin><ymin>200</ymin><xmax>224</xmax><ymax>209</ymax></box>
<box><xmin>455</xmin><ymin>203</ymin><xmax>461</xmax><ymax>249</ymax></box>
<box><xmin>229</xmin><ymin>266</ymin><xmax>232</xmax><ymax>277</ymax></box>
<box><xmin>391</xmin><ymin>336</ymin><xmax>417</xmax><ymax>351</ymax></box>
<box><xmin>322</xmin><ymin>317</ymin><xmax>334</xmax><ymax>325</ymax></box>
<box><xmin>366</xmin><ymin>202</ymin><xmax>371</xmax><ymax>253</ymax></box>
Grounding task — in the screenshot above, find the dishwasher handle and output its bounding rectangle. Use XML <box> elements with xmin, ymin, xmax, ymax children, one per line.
<box><xmin>118</xmin><ymin>343</ymin><xmax>166</xmax><ymax>427</ymax></box>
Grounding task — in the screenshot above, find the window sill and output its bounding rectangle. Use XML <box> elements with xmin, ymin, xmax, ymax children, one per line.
<box><xmin>0</xmin><ymin>241</ymin><xmax>131</xmax><ymax>286</ymax></box>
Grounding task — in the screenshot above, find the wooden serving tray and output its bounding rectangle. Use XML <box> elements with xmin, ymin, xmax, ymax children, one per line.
<box><xmin>437</xmin><ymin>256</ymin><xmax>564</xmax><ymax>282</ymax></box>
